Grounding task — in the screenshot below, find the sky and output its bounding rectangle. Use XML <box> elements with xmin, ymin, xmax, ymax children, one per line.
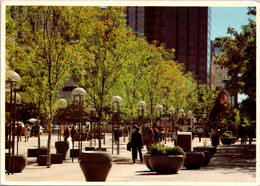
<box><xmin>211</xmin><ymin>7</ymin><xmax>255</xmax><ymax>40</ymax></box>
<box><xmin>211</xmin><ymin>7</ymin><xmax>255</xmax><ymax>102</ymax></box>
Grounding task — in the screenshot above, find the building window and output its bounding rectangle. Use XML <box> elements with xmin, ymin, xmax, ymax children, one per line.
<box><xmin>188</xmin><ymin>63</ymin><xmax>195</xmax><ymax>70</ymax></box>
<box><xmin>188</xmin><ymin>56</ymin><xmax>195</xmax><ymax>62</ymax></box>
<box><xmin>199</xmin><ymin>58</ymin><xmax>205</xmax><ymax>63</ymax></box>
<box><xmin>199</xmin><ymin>65</ymin><xmax>206</xmax><ymax>70</ymax></box>
<box><xmin>189</xmin><ymin>49</ymin><xmax>195</xmax><ymax>54</ymax></box>
<box><xmin>178</xmin><ymin>47</ymin><xmax>185</xmax><ymax>52</ymax></box>
<box><xmin>128</xmin><ymin>22</ymin><xmax>135</xmax><ymax>25</ymax></box>
<box><xmin>199</xmin><ymin>72</ymin><xmax>206</xmax><ymax>78</ymax></box>
<box><xmin>199</xmin><ymin>50</ymin><xmax>206</xmax><ymax>55</ymax></box>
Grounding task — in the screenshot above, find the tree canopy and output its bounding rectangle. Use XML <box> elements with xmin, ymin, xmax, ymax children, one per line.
<box><xmin>215</xmin><ymin>7</ymin><xmax>256</xmax><ymax>121</ymax></box>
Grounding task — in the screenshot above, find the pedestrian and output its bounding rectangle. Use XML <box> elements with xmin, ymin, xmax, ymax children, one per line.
<box><xmin>247</xmin><ymin>126</ymin><xmax>255</xmax><ymax>145</ymax></box>
<box><xmin>144</xmin><ymin>128</ymin><xmax>154</xmax><ymax>151</ymax></box>
<box><xmin>31</xmin><ymin>122</ymin><xmax>38</xmax><ymax>137</ymax></box>
<box><xmin>210</xmin><ymin>127</ymin><xmax>219</xmax><ymax>147</ymax></box>
<box><xmin>153</xmin><ymin>128</ymin><xmax>159</xmax><ymax>145</ymax></box>
<box><xmin>129</xmin><ymin>124</ymin><xmax>137</xmax><ymax>141</ymax></box>
<box><xmin>63</xmin><ymin>126</ymin><xmax>70</xmax><ymax>141</ymax></box>
<box><xmin>24</xmin><ymin>124</ymin><xmax>31</xmax><ymax>142</ymax></box>
<box><xmin>16</xmin><ymin>123</ymin><xmax>22</xmax><ymax>141</ymax></box>
<box><xmin>131</xmin><ymin>126</ymin><xmax>143</xmax><ymax>163</ymax></box>
<box><xmin>197</xmin><ymin>126</ymin><xmax>203</xmax><ymax>142</ymax></box>
<box><xmin>113</xmin><ymin>125</ymin><xmax>119</xmax><ymax>144</ymax></box>
<box><xmin>71</xmin><ymin>125</ymin><xmax>77</xmax><ymax>144</ymax></box>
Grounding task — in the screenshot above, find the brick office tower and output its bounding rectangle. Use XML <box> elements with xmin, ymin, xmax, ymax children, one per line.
<box><xmin>126</xmin><ymin>7</ymin><xmax>212</xmax><ymax>87</ymax></box>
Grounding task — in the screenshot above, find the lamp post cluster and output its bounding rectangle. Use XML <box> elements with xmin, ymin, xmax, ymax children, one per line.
<box><xmin>111</xmin><ymin>96</ymin><xmax>122</xmax><ymax>155</ymax></box>
<box><xmin>57</xmin><ymin>98</ymin><xmax>67</xmax><ymax>141</ymax></box>
<box><xmin>5</xmin><ymin>70</ymin><xmax>21</xmax><ymax>175</ymax></box>
<box><xmin>71</xmin><ymin>87</ymin><xmax>86</xmax><ymax>162</ymax></box>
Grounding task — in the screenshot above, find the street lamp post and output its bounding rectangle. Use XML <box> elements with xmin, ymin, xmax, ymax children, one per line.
<box><xmin>168</xmin><ymin>107</ymin><xmax>175</xmax><ymax>142</ymax></box>
<box><xmin>178</xmin><ymin>109</ymin><xmax>186</xmax><ymax>131</ymax></box>
<box><xmin>5</xmin><ymin>70</ymin><xmax>21</xmax><ymax>175</ymax></box>
<box><xmin>155</xmin><ymin>104</ymin><xmax>163</xmax><ymax>129</ymax></box>
<box><xmin>71</xmin><ymin>87</ymin><xmax>86</xmax><ymax>162</ymax></box>
<box><xmin>137</xmin><ymin>101</ymin><xmax>146</xmax><ymax>135</ymax></box>
<box><xmin>111</xmin><ymin>96</ymin><xmax>122</xmax><ymax>155</ymax></box>
<box><xmin>15</xmin><ymin>93</ymin><xmax>21</xmax><ymax>155</ymax></box>
<box><xmin>89</xmin><ymin>106</ymin><xmax>96</xmax><ymax>147</ymax></box>
<box><xmin>57</xmin><ymin>98</ymin><xmax>67</xmax><ymax>141</ymax></box>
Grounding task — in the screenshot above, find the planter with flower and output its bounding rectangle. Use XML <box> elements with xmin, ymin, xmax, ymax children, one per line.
<box><xmin>220</xmin><ymin>132</ymin><xmax>234</xmax><ymax>145</ymax></box>
<box><xmin>148</xmin><ymin>144</ymin><xmax>185</xmax><ymax>174</ymax></box>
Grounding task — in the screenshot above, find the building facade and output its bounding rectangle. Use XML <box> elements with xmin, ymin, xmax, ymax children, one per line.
<box><xmin>126</xmin><ymin>7</ymin><xmax>212</xmax><ymax>87</ymax></box>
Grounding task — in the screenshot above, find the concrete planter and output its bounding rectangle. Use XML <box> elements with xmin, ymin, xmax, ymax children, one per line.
<box><xmin>27</xmin><ymin>148</ymin><xmax>38</xmax><ymax>157</ymax></box>
<box><xmin>184</xmin><ymin>151</ymin><xmax>205</xmax><ymax>169</ymax></box>
<box><xmin>70</xmin><ymin>149</ymin><xmax>79</xmax><ymax>158</ymax></box>
<box><xmin>79</xmin><ymin>151</ymin><xmax>112</xmax><ymax>181</ymax></box>
<box><xmin>5</xmin><ymin>154</ymin><xmax>27</xmax><ymax>172</ymax></box>
<box><xmin>55</xmin><ymin>141</ymin><xmax>69</xmax><ymax>160</ymax></box>
<box><xmin>221</xmin><ymin>138</ymin><xmax>233</xmax><ymax>145</ymax></box>
<box><xmin>149</xmin><ymin>155</ymin><xmax>184</xmax><ymax>174</ymax></box>
<box><xmin>143</xmin><ymin>154</ymin><xmax>153</xmax><ymax>171</ymax></box>
<box><xmin>193</xmin><ymin>146</ymin><xmax>216</xmax><ymax>158</ymax></box>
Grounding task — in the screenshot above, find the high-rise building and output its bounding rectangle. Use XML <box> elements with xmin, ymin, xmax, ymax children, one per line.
<box><xmin>126</xmin><ymin>7</ymin><xmax>211</xmax><ymax>87</ymax></box>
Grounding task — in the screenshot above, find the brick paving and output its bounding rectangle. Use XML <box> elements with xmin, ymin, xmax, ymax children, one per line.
<box><xmin>3</xmin><ymin>133</ymin><xmax>257</xmax><ymax>185</ymax></box>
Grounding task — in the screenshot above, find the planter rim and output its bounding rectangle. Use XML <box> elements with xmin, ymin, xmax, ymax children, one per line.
<box><xmin>80</xmin><ymin>151</ymin><xmax>112</xmax><ymax>163</ymax></box>
<box><xmin>150</xmin><ymin>154</ymin><xmax>184</xmax><ymax>157</ymax></box>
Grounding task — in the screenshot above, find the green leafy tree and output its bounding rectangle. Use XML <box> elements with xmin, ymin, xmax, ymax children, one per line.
<box><xmin>72</xmin><ymin>7</ymin><xmax>134</xmax><ymax>148</ymax></box>
<box><xmin>194</xmin><ymin>84</ymin><xmax>219</xmax><ymax>123</ymax></box>
<box><xmin>6</xmin><ymin>6</ymin><xmax>89</xmax><ymax>167</ymax></box>
<box><xmin>215</xmin><ymin>7</ymin><xmax>256</xmax><ymax>121</ymax></box>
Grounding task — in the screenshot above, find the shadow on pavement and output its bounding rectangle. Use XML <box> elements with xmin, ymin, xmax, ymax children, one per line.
<box><xmin>202</xmin><ymin>144</ymin><xmax>256</xmax><ymax>175</ymax></box>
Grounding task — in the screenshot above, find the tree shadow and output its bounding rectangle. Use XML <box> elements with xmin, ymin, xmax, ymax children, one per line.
<box><xmin>201</xmin><ymin>144</ymin><xmax>256</xmax><ymax>175</ymax></box>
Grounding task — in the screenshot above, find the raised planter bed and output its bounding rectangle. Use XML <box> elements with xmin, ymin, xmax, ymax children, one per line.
<box><xmin>184</xmin><ymin>151</ymin><xmax>205</xmax><ymax>169</ymax></box>
<box><xmin>70</xmin><ymin>149</ymin><xmax>79</xmax><ymax>158</ymax></box>
<box><xmin>51</xmin><ymin>153</ymin><xmax>63</xmax><ymax>164</ymax></box>
<box><xmin>5</xmin><ymin>154</ymin><xmax>27</xmax><ymax>173</ymax></box>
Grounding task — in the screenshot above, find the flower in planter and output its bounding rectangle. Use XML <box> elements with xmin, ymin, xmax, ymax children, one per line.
<box><xmin>149</xmin><ymin>144</ymin><xmax>185</xmax><ymax>158</ymax></box>
<box><xmin>221</xmin><ymin>132</ymin><xmax>232</xmax><ymax>139</ymax></box>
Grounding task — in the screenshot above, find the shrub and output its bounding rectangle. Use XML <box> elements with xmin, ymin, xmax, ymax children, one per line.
<box><xmin>149</xmin><ymin>144</ymin><xmax>185</xmax><ymax>158</ymax></box>
<box><xmin>221</xmin><ymin>132</ymin><xmax>232</xmax><ymax>139</ymax></box>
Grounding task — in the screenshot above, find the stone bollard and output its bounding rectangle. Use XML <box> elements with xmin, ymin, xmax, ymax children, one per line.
<box><xmin>177</xmin><ymin>131</ymin><xmax>192</xmax><ymax>152</ymax></box>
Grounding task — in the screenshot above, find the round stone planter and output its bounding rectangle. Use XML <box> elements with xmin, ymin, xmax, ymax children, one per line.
<box><xmin>149</xmin><ymin>155</ymin><xmax>184</xmax><ymax>174</ymax></box>
<box><xmin>193</xmin><ymin>146</ymin><xmax>216</xmax><ymax>158</ymax></box>
<box><xmin>184</xmin><ymin>151</ymin><xmax>205</xmax><ymax>169</ymax></box>
<box><xmin>79</xmin><ymin>151</ymin><xmax>112</xmax><ymax>181</ymax></box>
<box><xmin>143</xmin><ymin>154</ymin><xmax>153</xmax><ymax>171</ymax></box>
<box><xmin>55</xmin><ymin>141</ymin><xmax>69</xmax><ymax>160</ymax></box>
<box><xmin>231</xmin><ymin>137</ymin><xmax>237</xmax><ymax>144</ymax></box>
<box><xmin>221</xmin><ymin>138</ymin><xmax>233</xmax><ymax>145</ymax></box>
<box><xmin>5</xmin><ymin>154</ymin><xmax>27</xmax><ymax>173</ymax></box>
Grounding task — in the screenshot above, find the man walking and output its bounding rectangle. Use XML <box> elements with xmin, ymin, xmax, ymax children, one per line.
<box><xmin>131</xmin><ymin>126</ymin><xmax>143</xmax><ymax>163</ymax></box>
<box><xmin>197</xmin><ymin>126</ymin><xmax>203</xmax><ymax>142</ymax></box>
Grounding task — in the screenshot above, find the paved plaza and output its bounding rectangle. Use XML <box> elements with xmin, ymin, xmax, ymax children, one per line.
<box><xmin>3</xmin><ymin>133</ymin><xmax>257</xmax><ymax>185</ymax></box>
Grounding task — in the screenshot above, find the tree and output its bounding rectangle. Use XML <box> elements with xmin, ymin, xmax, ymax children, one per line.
<box><xmin>194</xmin><ymin>84</ymin><xmax>219</xmax><ymax>123</ymax></box>
<box><xmin>215</xmin><ymin>7</ymin><xmax>256</xmax><ymax>121</ymax></box>
<box><xmin>6</xmin><ymin>6</ymin><xmax>90</xmax><ymax>167</ymax></box>
<box><xmin>72</xmin><ymin>7</ymin><xmax>134</xmax><ymax>148</ymax></box>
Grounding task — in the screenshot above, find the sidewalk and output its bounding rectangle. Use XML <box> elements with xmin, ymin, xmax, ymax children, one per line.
<box><xmin>3</xmin><ymin>133</ymin><xmax>257</xmax><ymax>185</ymax></box>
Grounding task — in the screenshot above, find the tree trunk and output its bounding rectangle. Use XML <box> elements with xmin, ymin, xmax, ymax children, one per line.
<box><xmin>47</xmin><ymin>95</ymin><xmax>53</xmax><ymax>168</ymax></box>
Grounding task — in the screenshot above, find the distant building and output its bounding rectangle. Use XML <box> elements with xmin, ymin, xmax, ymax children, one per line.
<box><xmin>125</xmin><ymin>7</ymin><xmax>212</xmax><ymax>87</ymax></box>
